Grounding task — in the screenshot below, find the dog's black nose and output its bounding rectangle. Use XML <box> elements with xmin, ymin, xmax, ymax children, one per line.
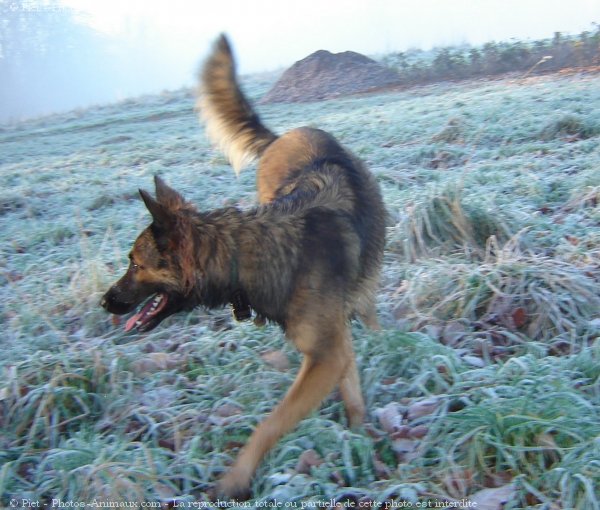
<box><xmin>99</xmin><ymin>289</ymin><xmax>137</xmax><ymax>315</ymax></box>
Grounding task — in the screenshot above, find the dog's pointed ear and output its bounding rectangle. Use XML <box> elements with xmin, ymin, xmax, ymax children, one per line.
<box><xmin>154</xmin><ymin>175</ymin><xmax>185</xmax><ymax>209</ymax></box>
<box><xmin>139</xmin><ymin>188</ymin><xmax>172</xmax><ymax>227</ymax></box>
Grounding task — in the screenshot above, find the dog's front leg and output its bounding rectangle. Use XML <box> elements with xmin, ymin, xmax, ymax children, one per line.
<box><xmin>216</xmin><ymin>342</ymin><xmax>349</xmax><ymax>500</ymax></box>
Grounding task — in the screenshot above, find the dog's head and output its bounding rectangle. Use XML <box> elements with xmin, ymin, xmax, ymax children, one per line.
<box><xmin>101</xmin><ymin>176</ymin><xmax>199</xmax><ymax>333</ymax></box>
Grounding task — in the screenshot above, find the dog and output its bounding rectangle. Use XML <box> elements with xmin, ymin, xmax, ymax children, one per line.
<box><xmin>101</xmin><ymin>34</ymin><xmax>386</xmax><ymax>500</ymax></box>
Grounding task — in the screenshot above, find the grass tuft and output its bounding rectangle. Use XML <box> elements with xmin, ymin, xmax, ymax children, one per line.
<box><xmin>396</xmin><ymin>237</ymin><xmax>600</xmax><ymax>343</ymax></box>
<box><xmin>390</xmin><ymin>183</ymin><xmax>511</xmax><ymax>262</ymax></box>
<box><xmin>425</xmin><ymin>350</ymin><xmax>600</xmax><ymax>509</ymax></box>
<box><xmin>538</xmin><ymin>113</ymin><xmax>600</xmax><ymax>141</ymax></box>
<box><xmin>431</xmin><ymin>117</ymin><xmax>465</xmax><ymax>144</ymax></box>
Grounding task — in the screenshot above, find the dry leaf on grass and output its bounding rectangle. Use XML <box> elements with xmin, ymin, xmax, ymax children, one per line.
<box><xmin>373</xmin><ymin>456</ymin><xmax>392</xmax><ymax>479</ymax></box>
<box><xmin>208</xmin><ymin>403</ymin><xmax>243</xmax><ymax>426</ymax></box>
<box><xmin>330</xmin><ymin>470</ymin><xmax>345</xmax><ymax>486</ymax></box>
<box><xmin>392</xmin><ymin>438</ymin><xmax>420</xmax><ymax>462</ymax></box>
<box><xmin>295</xmin><ymin>448</ymin><xmax>323</xmax><ymax>474</ymax></box>
<box><xmin>441</xmin><ymin>320</ymin><xmax>468</xmax><ymax>346</ymax></box>
<box><xmin>512</xmin><ymin>307</ymin><xmax>527</xmax><ymax>328</ymax></box>
<box><xmin>261</xmin><ymin>350</ymin><xmax>290</xmax><ymax>371</ymax></box>
<box><xmin>408</xmin><ymin>425</ymin><xmax>429</xmax><ymax>438</ymax></box>
<box><xmin>483</xmin><ymin>471</ymin><xmax>513</xmax><ymax>488</ymax></box>
<box><xmin>443</xmin><ymin>469</ymin><xmax>475</xmax><ymax>498</ymax></box>
<box><xmin>131</xmin><ymin>352</ymin><xmax>182</xmax><ymax>373</ymax></box>
<box><xmin>469</xmin><ymin>484</ymin><xmax>515</xmax><ymax>510</ymax></box>
<box><xmin>375</xmin><ymin>402</ymin><xmax>404</xmax><ymax>433</ymax></box>
<box><xmin>462</xmin><ymin>355</ymin><xmax>486</xmax><ymax>368</ymax></box>
<box><xmin>407</xmin><ymin>397</ymin><xmax>439</xmax><ymax>420</ymax></box>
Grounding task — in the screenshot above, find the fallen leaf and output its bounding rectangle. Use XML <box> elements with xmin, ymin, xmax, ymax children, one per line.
<box><xmin>469</xmin><ymin>484</ymin><xmax>515</xmax><ymax>510</ymax></box>
<box><xmin>483</xmin><ymin>471</ymin><xmax>513</xmax><ymax>488</ymax></box>
<box><xmin>213</xmin><ymin>403</ymin><xmax>242</xmax><ymax>417</ymax></box>
<box><xmin>223</xmin><ymin>440</ymin><xmax>245</xmax><ymax>451</ymax></box>
<box><xmin>131</xmin><ymin>352</ymin><xmax>181</xmax><ymax>373</ymax></box>
<box><xmin>373</xmin><ymin>457</ymin><xmax>392</xmax><ymax>479</ymax></box>
<box><xmin>141</xmin><ymin>341</ymin><xmax>158</xmax><ymax>353</ymax></box>
<box><xmin>5</xmin><ymin>271</ymin><xmax>23</xmax><ymax>282</ymax></box>
<box><xmin>407</xmin><ymin>398</ymin><xmax>439</xmax><ymax>421</ymax></box>
<box><xmin>153</xmin><ymin>482</ymin><xmax>177</xmax><ymax>502</ymax></box>
<box><xmin>391</xmin><ymin>425</ymin><xmax>411</xmax><ymax>439</ymax></box>
<box><xmin>217</xmin><ymin>339</ymin><xmax>238</xmax><ymax>351</ymax></box>
<box><xmin>375</xmin><ymin>402</ymin><xmax>404</xmax><ymax>433</ymax></box>
<box><xmin>588</xmin><ymin>318</ymin><xmax>600</xmax><ymax>330</ymax></box>
<box><xmin>392</xmin><ymin>438</ymin><xmax>419</xmax><ymax>462</ymax></box>
<box><xmin>158</xmin><ymin>439</ymin><xmax>176</xmax><ymax>451</ymax></box>
<box><xmin>535</xmin><ymin>433</ymin><xmax>560</xmax><ymax>463</ymax></box>
<box><xmin>267</xmin><ymin>472</ymin><xmax>292</xmax><ymax>485</ymax></box>
<box><xmin>392</xmin><ymin>438</ymin><xmax>417</xmax><ymax>453</ymax></box>
<box><xmin>462</xmin><ymin>355</ymin><xmax>486</xmax><ymax>368</ymax></box>
<box><xmin>208</xmin><ymin>403</ymin><xmax>243</xmax><ymax>426</ymax></box>
<box><xmin>565</xmin><ymin>234</ymin><xmax>579</xmax><ymax>246</ymax></box>
<box><xmin>512</xmin><ymin>307</ymin><xmax>527</xmax><ymax>329</ymax></box>
<box><xmin>443</xmin><ymin>469</ymin><xmax>475</xmax><ymax>498</ymax></box>
<box><xmin>330</xmin><ymin>470</ymin><xmax>345</xmax><ymax>486</ymax></box>
<box><xmin>441</xmin><ymin>321</ymin><xmax>467</xmax><ymax>346</ymax></box>
<box><xmin>422</xmin><ymin>324</ymin><xmax>442</xmax><ymax>340</ymax></box>
<box><xmin>261</xmin><ymin>350</ymin><xmax>290</xmax><ymax>371</ymax></box>
<box><xmin>408</xmin><ymin>425</ymin><xmax>429</xmax><ymax>439</ymax></box>
<box><xmin>295</xmin><ymin>449</ymin><xmax>323</xmax><ymax>474</ymax></box>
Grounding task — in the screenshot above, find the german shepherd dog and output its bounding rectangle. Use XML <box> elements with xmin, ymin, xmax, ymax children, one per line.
<box><xmin>101</xmin><ymin>35</ymin><xmax>386</xmax><ymax>499</ymax></box>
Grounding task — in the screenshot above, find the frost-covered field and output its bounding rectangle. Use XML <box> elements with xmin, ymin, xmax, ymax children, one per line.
<box><xmin>1</xmin><ymin>70</ymin><xmax>599</xmax><ymax>507</ymax></box>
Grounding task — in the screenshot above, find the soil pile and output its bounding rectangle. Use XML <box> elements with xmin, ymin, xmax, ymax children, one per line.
<box><xmin>261</xmin><ymin>50</ymin><xmax>401</xmax><ymax>103</ymax></box>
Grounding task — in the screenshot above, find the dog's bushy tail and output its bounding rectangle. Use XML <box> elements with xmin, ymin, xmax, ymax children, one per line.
<box><xmin>198</xmin><ymin>34</ymin><xmax>277</xmax><ymax>174</ymax></box>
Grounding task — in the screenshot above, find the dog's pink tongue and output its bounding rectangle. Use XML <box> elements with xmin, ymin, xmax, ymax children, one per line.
<box><xmin>124</xmin><ymin>312</ymin><xmax>144</xmax><ymax>332</ymax></box>
<box><xmin>123</xmin><ymin>294</ymin><xmax>168</xmax><ymax>332</ymax></box>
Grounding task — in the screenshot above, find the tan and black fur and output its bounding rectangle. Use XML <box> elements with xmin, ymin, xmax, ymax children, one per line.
<box><xmin>101</xmin><ymin>34</ymin><xmax>386</xmax><ymax>500</ymax></box>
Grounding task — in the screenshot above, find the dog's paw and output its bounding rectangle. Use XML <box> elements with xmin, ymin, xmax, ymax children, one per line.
<box><xmin>215</xmin><ymin>471</ymin><xmax>252</xmax><ymax>502</ymax></box>
<box><xmin>346</xmin><ymin>405</ymin><xmax>366</xmax><ymax>430</ymax></box>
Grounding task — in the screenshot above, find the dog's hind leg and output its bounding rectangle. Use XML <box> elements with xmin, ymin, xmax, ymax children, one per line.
<box><xmin>358</xmin><ymin>304</ymin><xmax>381</xmax><ymax>331</ymax></box>
<box><xmin>339</xmin><ymin>352</ymin><xmax>365</xmax><ymax>429</ymax></box>
<box><xmin>216</xmin><ymin>318</ymin><xmax>351</xmax><ymax>500</ymax></box>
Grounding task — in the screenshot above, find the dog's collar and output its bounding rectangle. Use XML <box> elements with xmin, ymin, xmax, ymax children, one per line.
<box><xmin>229</xmin><ymin>255</ymin><xmax>252</xmax><ymax>321</ymax></box>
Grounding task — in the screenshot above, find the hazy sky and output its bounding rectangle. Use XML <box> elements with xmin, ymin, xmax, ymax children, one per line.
<box><xmin>3</xmin><ymin>0</ymin><xmax>599</xmax><ymax>121</ymax></box>
<box><xmin>62</xmin><ymin>0</ymin><xmax>600</xmax><ymax>82</ymax></box>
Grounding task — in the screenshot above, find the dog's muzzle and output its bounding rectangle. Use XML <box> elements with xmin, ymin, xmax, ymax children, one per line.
<box><xmin>100</xmin><ymin>287</ymin><xmax>137</xmax><ymax>315</ymax></box>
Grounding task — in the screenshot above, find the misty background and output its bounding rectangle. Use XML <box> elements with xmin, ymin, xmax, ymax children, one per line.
<box><xmin>1</xmin><ymin>0</ymin><xmax>599</xmax><ymax>123</ymax></box>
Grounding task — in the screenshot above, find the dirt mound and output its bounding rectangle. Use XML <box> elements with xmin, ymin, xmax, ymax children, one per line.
<box><xmin>261</xmin><ymin>50</ymin><xmax>402</xmax><ymax>103</ymax></box>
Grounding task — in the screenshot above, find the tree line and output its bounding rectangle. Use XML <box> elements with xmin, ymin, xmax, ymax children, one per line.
<box><xmin>383</xmin><ymin>25</ymin><xmax>600</xmax><ymax>85</ymax></box>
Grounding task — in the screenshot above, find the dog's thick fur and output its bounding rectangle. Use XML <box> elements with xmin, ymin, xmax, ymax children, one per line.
<box><xmin>101</xmin><ymin>34</ymin><xmax>386</xmax><ymax>499</ymax></box>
